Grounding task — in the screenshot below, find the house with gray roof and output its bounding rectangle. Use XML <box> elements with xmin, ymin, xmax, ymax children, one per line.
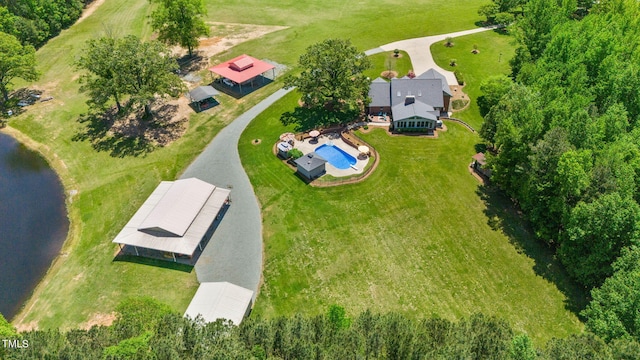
<box><xmin>294</xmin><ymin>152</ymin><xmax>327</xmax><ymax>180</ymax></box>
<box><xmin>368</xmin><ymin>69</ymin><xmax>452</xmax><ymax>132</ymax></box>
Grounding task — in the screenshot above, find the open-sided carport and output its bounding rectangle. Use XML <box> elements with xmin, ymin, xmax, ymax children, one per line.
<box><xmin>112</xmin><ymin>178</ymin><xmax>230</xmax><ymax>262</ymax></box>
<box><xmin>209</xmin><ymin>54</ymin><xmax>276</xmax><ymax>95</ymax></box>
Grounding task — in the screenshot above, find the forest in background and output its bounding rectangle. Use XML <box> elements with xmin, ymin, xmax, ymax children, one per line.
<box><xmin>0</xmin><ymin>0</ymin><xmax>94</xmax><ymax>48</ymax></box>
<box><xmin>1</xmin><ymin>0</ymin><xmax>639</xmax><ymax>356</ymax></box>
<box><xmin>2</xmin><ymin>299</ymin><xmax>639</xmax><ymax>359</ymax></box>
<box><xmin>480</xmin><ymin>0</ymin><xmax>640</xmax><ymax>345</ymax></box>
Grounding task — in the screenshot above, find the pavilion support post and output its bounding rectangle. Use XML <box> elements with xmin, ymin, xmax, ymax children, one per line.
<box><xmin>172</xmin><ymin>252</ymin><xmax>176</xmax><ymax>262</ymax></box>
<box><xmin>134</xmin><ymin>246</ymin><xmax>139</xmax><ymax>256</ymax></box>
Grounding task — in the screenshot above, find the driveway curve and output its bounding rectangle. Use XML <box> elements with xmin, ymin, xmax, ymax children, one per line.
<box><xmin>180</xmin><ymin>25</ymin><xmax>495</xmax><ymax>298</ymax></box>
<box><xmin>372</xmin><ymin>26</ymin><xmax>499</xmax><ymax>86</ymax></box>
<box><xmin>180</xmin><ymin>88</ymin><xmax>293</xmax><ymax>295</ymax></box>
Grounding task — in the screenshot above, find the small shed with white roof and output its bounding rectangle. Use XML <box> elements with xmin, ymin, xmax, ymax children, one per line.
<box><xmin>184</xmin><ymin>282</ymin><xmax>254</xmax><ymax>325</ymax></box>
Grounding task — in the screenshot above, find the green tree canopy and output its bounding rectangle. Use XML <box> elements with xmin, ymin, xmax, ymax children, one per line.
<box><xmin>76</xmin><ymin>36</ymin><xmax>124</xmax><ymax>111</ymax></box>
<box><xmin>583</xmin><ymin>246</ymin><xmax>640</xmax><ymax>343</ymax></box>
<box><xmin>282</xmin><ymin>38</ymin><xmax>371</xmax><ymax>129</ymax></box>
<box><xmin>77</xmin><ymin>35</ymin><xmax>185</xmax><ymax>118</ymax></box>
<box><xmin>478</xmin><ymin>74</ymin><xmax>514</xmax><ymax>117</ymax></box>
<box><xmin>149</xmin><ymin>0</ymin><xmax>209</xmax><ymax>57</ymax></box>
<box><xmin>0</xmin><ymin>31</ymin><xmax>38</xmax><ymax>103</ymax></box>
<box><xmin>559</xmin><ymin>192</ymin><xmax>640</xmax><ymax>288</ymax></box>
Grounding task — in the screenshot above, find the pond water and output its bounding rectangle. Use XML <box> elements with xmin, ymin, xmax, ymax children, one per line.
<box><xmin>0</xmin><ymin>133</ymin><xmax>68</xmax><ymax>320</ymax></box>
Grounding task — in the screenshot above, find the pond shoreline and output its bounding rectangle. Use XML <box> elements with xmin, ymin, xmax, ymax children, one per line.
<box><xmin>0</xmin><ymin>128</ymin><xmax>74</xmax><ymax>324</ymax></box>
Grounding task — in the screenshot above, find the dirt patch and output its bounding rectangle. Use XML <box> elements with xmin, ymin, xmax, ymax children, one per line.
<box><xmin>77</xmin><ymin>0</ymin><xmax>106</xmax><ymax>24</ymax></box>
<box><xmin>252</xmin><ymin>139</ymin><xmax>262</xmax><ymax>145</ymax></box>
<box><xmin>170</xmin><ymin>22</ymin><xmax>288</xmax><ymax>64</ymax></box>
<box><xmin>15</xmin><ymin>321</ymin><xmax>38</xmax><ymax>332</ymax></box>
<box><xmin>381</xmin><ymin>70</ymin><xmax>398</xmax><ymax>79</ymax></box>
<box><xmin>108</xmin><ymin>101</ymin><xmax>188</xmax><ymax>147</ymax></box>
<box><xmin>80</xmin><ymin>312</ymin><xmax>117</xmax><ymax>330</ymax></box>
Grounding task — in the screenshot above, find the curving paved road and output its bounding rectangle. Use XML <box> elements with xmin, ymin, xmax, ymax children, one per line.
<box><xmin>367</xmin><ymin>26</ymin><xmax>499</xmax><ymax>86</ymax></box>
<box><xmin>180</xmin><ymin>88</ymin><xmax>293</xmax><ymax>296</ymax></box>
<box><xmin>181</xmin><ymin>26</ymin><xmax>495</xmax><ymax>298</ymax></box>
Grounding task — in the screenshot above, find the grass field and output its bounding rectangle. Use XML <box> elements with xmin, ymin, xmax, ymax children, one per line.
<box><xmin>9</xmin><ymin>0</ymin><xmax>284</xmax><ymax>329</ymax></box>
<box><xmin>430</xmin><ymin>30</ymin><xmax>516</xmax><ymax>129</ymax></box>
<box><xmin>238</xmin><ymin>28</ymin><xmax>586</xmax><ymax>344</ymax></box>
<box><xmin>6</xmin><ymin>0</ymin><xmax>584</xmax><ymax>341</ymax></box>
<box><xmin>239</xmin><ymin>94</ymin><xmax>584</xmax><ymax>345</ymax></box>
<box><xmin>365</xmin><ymin>50</ymin><xmax>414</xmax><ymax>80</ymax></box>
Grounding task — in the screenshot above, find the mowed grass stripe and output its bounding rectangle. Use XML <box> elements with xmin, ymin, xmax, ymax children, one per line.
<box><xmin>239</xmin><ymin>90</ymin><xmax>583</xmax><ymax>344</ymax></box>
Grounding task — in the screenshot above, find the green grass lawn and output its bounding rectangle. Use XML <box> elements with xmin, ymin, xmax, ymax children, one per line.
<box><xmin>239</xmin><ymin>90</ymin><xmax>584</xmax><ymax>345</ymax></box>
<box><xmin>365</xmin><ymin>50</ymin><xmax>413</xmax><ymax>80</ymax></box>
<box><xmin>205</xmin><ymin>0</ymin><xmax>485</xmax><ymax>65</ymax></box>
<box><xmin>7</xmin><ymin>0</ymin><xmax>572</xmax><ymax>339</ymax></box>
<box><xmin>430</xmin><ymin>30</ymin><xmax>516</xmax><ymax>129</ymax></box>
<box><xmin>8</xmin><ymin>0</ymin><xmax>283</xmax><ymax>330</ymax></box>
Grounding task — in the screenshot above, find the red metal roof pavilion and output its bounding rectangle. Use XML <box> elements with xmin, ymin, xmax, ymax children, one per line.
<box><xmin>209</xmin><ymin>54</ymin><xmax>275</xmax><ymax>85</ymax></box>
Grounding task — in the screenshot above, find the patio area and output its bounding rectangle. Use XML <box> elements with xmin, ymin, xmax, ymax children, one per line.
<box><xmin>293</xmin><ymin>133</ymin><xmax>370</xmax><ymax>177</ymax></box>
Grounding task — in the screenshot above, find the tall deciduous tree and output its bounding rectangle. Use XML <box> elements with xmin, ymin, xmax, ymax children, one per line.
<box><xmin>559</xmin><ymin>192</ymin><xmax>640</xmax><ymax>288</ymax></box>
<box><xmin>583</xmin><ymin>246</ymin><xmax>640</xmax><ymax>343</ymax></box>
<box><xmin>76</xmin><ymin>35</ymin><xmax>185</xmax><ymax>118</ymax></box>
<box><xmin>284</xmin><ymin>38</ymin><xmax>371</xmax><ymax>118</ymax></box>
<box><xmin>0</xmin><ymin>31</ymin><xmax>38</xmax><ymax>103</ymax></box>
<box><xmin>149</xmin><ymin>0</ymin><xmax>209</xmax><ymax>57</ymax></box>
<box><xmin>76</xmin><ymin>36</ymin><xmax>124</xmax><ymax>111</ymax></box>
<box><xmin>115</xmin><ymin>36</ymin><xmax>185</xmax><ymax>118</ymax></box>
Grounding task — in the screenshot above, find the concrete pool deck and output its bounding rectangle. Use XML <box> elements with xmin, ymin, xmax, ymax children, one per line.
<box><xmin>293</xmin><ymin>133</ymin><xmax>370</xmax><ymax>177</ymax></box>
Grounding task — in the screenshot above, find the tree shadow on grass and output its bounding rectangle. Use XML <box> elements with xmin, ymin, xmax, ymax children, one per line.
<box><xmin>280</xmin><ymin>105</ymin><xmax>358</xmax><ymax>132</ymax></box>
<box><xmin>73</xmin><ymin>102</ymin><xmax>186</xmax><ymax>158</ymax></box>
<box><xmin>476</xmin><ymin>184</ymin><xmax>589</xmax><ymax>317</ymax></box>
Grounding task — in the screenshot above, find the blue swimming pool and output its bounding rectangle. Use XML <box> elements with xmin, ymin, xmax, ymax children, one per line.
<box><xmin>315</xmin><ymin>143</ymin><xmax>357</xmax><ymax>169</ymax></box>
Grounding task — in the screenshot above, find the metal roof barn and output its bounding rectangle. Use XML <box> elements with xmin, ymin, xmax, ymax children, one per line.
<box><xmin>112</xmin><ymin>178</ymin><xmax>230</xmax><ymax>261</ymax></box>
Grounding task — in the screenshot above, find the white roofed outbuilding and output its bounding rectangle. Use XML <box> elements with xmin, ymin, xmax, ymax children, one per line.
<box><xmin>184</xmin><ymin>282</ymin><xmax>254</xmax><ymax>325</ymax></box>
<box><xmin>112</xmin><ymin>178</ymin><xmax>230</xmax><ymax>261</ymax></box>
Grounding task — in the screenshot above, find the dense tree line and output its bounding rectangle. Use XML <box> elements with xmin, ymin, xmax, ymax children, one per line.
<box><xmin>479</xmin><ymin>0</ymin><xmax>640</xmax><ymax>345</ymax></box>
<box><xmin>3</xmin><ymin>299</ymin><xmax>640</xmax><ymax>359</ymax></box>
<box><xmin>0</xmin><ymin>0</ymin><xmax>94</xmax><ymax>48</ymax></box>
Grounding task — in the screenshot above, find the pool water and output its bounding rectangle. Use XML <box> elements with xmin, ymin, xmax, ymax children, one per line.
<box><xmin>315</xmin><ymin>143</ymin><xmax>357</xmax><ymax>169</ymax></box>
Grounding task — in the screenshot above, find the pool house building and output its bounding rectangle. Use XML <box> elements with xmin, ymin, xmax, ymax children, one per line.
<box><xmin>294</xmin><ymin>153</ymin><xmax>327</xmax><ymax>180</ymax></box>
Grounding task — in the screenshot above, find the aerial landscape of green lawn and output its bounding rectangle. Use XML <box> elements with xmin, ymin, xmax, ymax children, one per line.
<box><xmin>5</xmin><ymin>0</ymin><xmax>587</xmax><ymax>345</ymax></box>
<box><xmin>238</xmin><ymin>91</ymin><xmax>584</xmax><ymax>344</ymax></box>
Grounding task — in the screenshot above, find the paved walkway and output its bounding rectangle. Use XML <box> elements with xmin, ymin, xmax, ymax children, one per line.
<box><xmin>180</xmin><ymin>88</ymin><xmax>293</xmax><ymax>296</ymax></box>
<box><xmin>370</xmin><ymin>26</ymin><xmax>499</xmax><ymax>86</ymax></box>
